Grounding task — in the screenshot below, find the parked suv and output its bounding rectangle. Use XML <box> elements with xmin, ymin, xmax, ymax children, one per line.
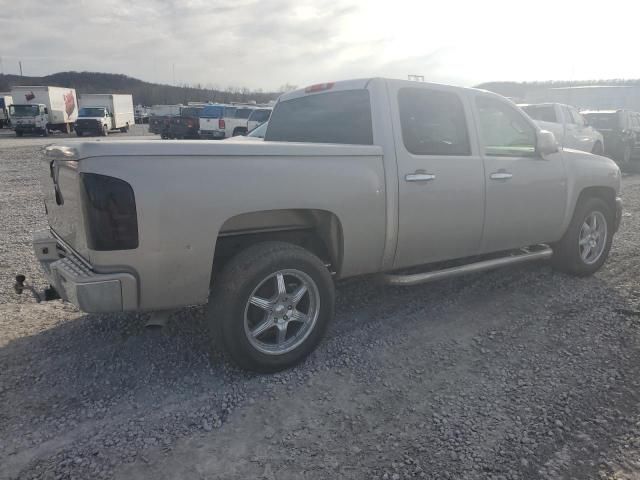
<box><xmin>582</xmin><ymin>109</ymin><xmax>640</xmax><ymax>168</ymax></box>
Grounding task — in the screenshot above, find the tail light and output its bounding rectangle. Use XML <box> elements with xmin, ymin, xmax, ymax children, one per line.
<box><xmin>218</xmin><ymin>118</ymin><xmax>225</xmax><ymax>129</ymax></box>
<box><xmin>80</xmin><ymin>173</ymin><xmax>138</xmax><ymax>251</ymax></box>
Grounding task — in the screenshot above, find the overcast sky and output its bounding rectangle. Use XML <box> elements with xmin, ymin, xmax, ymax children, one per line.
<box><xmin>2</xmin><ymin>0</ymin><xmax>639</xmax><ymax>91</ymax></box>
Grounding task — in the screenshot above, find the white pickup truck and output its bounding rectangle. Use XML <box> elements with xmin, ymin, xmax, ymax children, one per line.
<box><xmin>520</xmin><ymin>102</ymin><xmax>604</xmax><ymax>154</ymax></box>
<box><xmin>29</xmin><ymin>78</ymin><xmax>622</xmax><ymax>372</ymax></box>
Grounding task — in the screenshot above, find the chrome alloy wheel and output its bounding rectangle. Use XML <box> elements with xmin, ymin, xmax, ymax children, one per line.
<box><xmin>579</xmin><ymin>211</ymin><xmax>607</xmax><ymax>265</ymax></box>
<box><xmin>243</xmin><ymin>269</ymin><xmax>320</xmax><ymax>355</ymax></box>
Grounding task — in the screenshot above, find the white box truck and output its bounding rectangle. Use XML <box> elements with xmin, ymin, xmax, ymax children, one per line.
<box><xmin>9</xmin><ymin>86</ymin><xmax>78</xmax><ymax>136</ymax></box>
<box><xmin>76</xmin><ymin>94</ymin><xmax>135</xmax><ymax>136</ymax></box>
<box><xmin>0</xmin><ymin>94</ymin><xmax>12</xmax><ymax>128</ymax></box>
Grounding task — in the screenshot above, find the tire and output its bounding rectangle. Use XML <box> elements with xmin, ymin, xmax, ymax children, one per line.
<box><xmin>551</xmin><ymin>196</ymin><xmax>614</xmax><ymax>276</ymax></box>
<box><xmin>15</xmin><ymin>131</ymin><xmax>23</xmax><ymax>137</ymax></box>
<box><xmin>120</xmin><ymin>124</ymin><xmax>129</xmax><ymax>133</ymax></box>
<box><xmin>101</xmin><ymin>125</ymin><xmax>108</xmax><ymax>136</ymax></box>
<box><xmin>76</xmin><ymin>130</ymin><xmax>83</xmax><ymax>137</ymax></box>
<box><xmin>208</xmin><ymin>241</ymin><xmax>335</xmax><ymax>372</ymax></box>
<box><xmin>232</xmin><ymin>128</ymin><xmax>246</xmax><ymax>137</ymax></box>
<box><xmin>592</xmin><ymin>142</ymin><xmax>604</xmax><ymax>156</ymax></box>
<box><xmin>619</xmin><ymin>144</ymin><xmax>632</xmax><ymax>171</ymax></box>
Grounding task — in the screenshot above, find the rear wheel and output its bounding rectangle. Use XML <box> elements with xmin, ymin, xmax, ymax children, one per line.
<box><xmin>552</xmin><ymin>197</ymin><xmax>613</xmax><ymax>276</ymax></box>
<box><xmin>120</xmin><ymin>123</ymin><xmax>129</xmax><ymax>133</ymax></box>
<box><xmin>208</xmin><ymin>242</ymin><xmax>335</xmax><ymax>372</ymax></box>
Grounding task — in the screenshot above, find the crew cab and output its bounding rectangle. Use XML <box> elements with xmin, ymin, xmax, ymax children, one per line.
<box><xmin>520</xmin><ymin>102</ymin><xmax>604</xmax><ymax>154</ymax></box>
<box><xmin>30</xmin><ymin>78</ymin><xmax>622</xmax><ymax>372</ymax></box>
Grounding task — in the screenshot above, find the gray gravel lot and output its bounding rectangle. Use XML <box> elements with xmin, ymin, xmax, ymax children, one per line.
<box><xmin>1</xmin><ymin>132</ymin><xmax>640</xmax><ymax>480</ymax></box>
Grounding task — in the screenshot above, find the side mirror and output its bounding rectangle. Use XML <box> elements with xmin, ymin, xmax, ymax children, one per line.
<box><xmin>537</xmin><ymin>130</ymin><xmax>559</xmax><ymax>155</ymax></box>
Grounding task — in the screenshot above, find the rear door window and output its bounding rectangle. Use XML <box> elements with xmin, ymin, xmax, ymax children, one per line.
<box><xmin>249</xmin><ymin>109</ymin><xmax>271</xmax><ymax>123</ymax></box>
<box><xmin>398</xmin><ymin>87</ymin><xmax>471</xmax><ymax>156</ymax></box>
<box><xmin>235</xmin><ymin>108</ymin><xmax>253</xmax><ymax>119</ymax></box>
<box><xmin>265</xmin><ymin>89</ymin><xmax>373</xmax><ymax>145</ymax></box>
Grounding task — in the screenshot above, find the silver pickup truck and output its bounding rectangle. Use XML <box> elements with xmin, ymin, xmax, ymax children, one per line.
<box><xmin>31</xmin><ymin>78</ymin><xmax>622</xmax><ymax>372</ymax></box>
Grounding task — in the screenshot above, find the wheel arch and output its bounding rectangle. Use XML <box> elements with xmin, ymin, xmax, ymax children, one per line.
<box><xmin>211</xmin><ymin>208</ymin><xmax>344</xmax><ymax>281</ymax></box>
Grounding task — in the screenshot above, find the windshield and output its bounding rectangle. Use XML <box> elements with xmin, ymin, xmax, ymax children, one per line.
<box><xmin>78</xmin><ymin>107</ymin><xmax>106</xmax><ymax>117</ymax></box>
<box><xmin>582</xmin><ymin>112</ymin><xmax>619</xmax><ymax>130</ymax></box>
<box><xmin>9</xmin><ymin>104</ymin><xmax>39</xmax><ymax>117</ymax></box>
<box><xmin>234</xmin><ymin>108</ymin><xmax>253</xmax><ymax>119</ymax></box>
<box><xmin>249</xmin><ymin>109</ymin><xmax>271</xmax><ymax>123</ymax></box>
<box><xmin>248</xmin><ymin>121</ymin><xmax>268</xmax><ymax>138</ymax></box>
<box><xmin>265</xmin><ymin>89</ymin><xmax>373</xmax><ymax>144</ymax></box>
<box><xmin>201</xmin><ymin>105</ymin><xmax>224</xmax><ymax>118</ymax></box>
<box><xmin>522</xmin><ymin>105</ymin><xmax>557</xmax><ymax>123</ymax></box>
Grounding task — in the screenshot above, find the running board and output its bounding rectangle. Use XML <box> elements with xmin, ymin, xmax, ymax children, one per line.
<box><xmin>379</xmin><ymin>246</ymin><xmax>553</xmax><ymax>287</ymax></box>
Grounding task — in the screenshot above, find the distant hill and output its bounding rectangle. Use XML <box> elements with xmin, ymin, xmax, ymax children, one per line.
<box><xmin>476</xmin><ymin>79</ymin><xmax>640</xmax><ymax>98</ymax></box>
<box><xmin>0</xmin><ymin>71</ymin><xmax>281</xmax><ymax>106</ymax></box>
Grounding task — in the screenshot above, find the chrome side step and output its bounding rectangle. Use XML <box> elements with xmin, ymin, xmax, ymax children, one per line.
<box><xmin>379</xmin><ymin>246</ymin><xmax>553</xmax><ymax>287</ymax></box>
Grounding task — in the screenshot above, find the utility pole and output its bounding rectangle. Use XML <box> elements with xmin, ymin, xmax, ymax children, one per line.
<box><xmin>0</xmin><ymin>57</ymin><xmax>4</xmax><ymax>75</ymax></box>
<box><xmin>172</xmin><ymin>63</ymin><xmax>176</xmax><ymax>86</ymax></box>
<box><xmin>19</xmin><ymin>61</ymin><xmax>23</xmax><ymax>76</ymax></box>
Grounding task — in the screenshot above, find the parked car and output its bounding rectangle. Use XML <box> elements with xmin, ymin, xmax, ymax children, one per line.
<box><xmin>520</xmin><ymin>102</ymin><xmax>604</xmax><ymax>154</ymax></box>
<box><xmin>0</xmin><ymin>94</ymin><xmax>12</xmax><ymax>128</ymax></box>
<box><xmin>199</xmin><ymin>105</ymin><xmax>256</xmax><ymax>139</ymax></box>
<box><xmin>75</xmin><ymin>94</ymin><xmax>135</xmax><ymax>136</ymax></box>
<box><xmin>247</xmin><ymin>108</ymin><xmax>272</xmax><ymax>132</ymax></box>
<box><xmin>166</xmin><ymin>106</ymin><xmax>204</xmax><ymax>139</ymax></box>
<box><xmin>148</xmin><ymin>104</ymin><xmax>181</xmax><ymax>138</ymax></box>
<box><xmin>9</xmin><ymin>86</ymin><xmax>78</xmax><ymax>136</ymax></box>
<box><xmin>31</xmin><ymin>78</ymin><xmax>621</xmax><ymax>373</ymax></box>
<box><xmin>581</xmin><ymin>109</ymin><xmax>640</xmax><ymax>167</ymax></box>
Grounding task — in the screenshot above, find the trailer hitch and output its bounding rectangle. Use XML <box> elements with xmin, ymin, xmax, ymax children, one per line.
<box><xmin>14</xmin><ymin>275</ymin><xmax>61</xmax><ymax>302</ymax></box>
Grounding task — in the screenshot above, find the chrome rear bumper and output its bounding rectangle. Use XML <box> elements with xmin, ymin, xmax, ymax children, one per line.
<box><xmin>33</xmin><ymin>229</ymin><xmax>138</xmax><ymax>313</ymax></box>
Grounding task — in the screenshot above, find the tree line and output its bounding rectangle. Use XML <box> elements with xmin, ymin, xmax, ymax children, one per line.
<box><xmin>0</xmin><ymin>71</ymin><xmax>293</xmax><ymax>106</ymax></box>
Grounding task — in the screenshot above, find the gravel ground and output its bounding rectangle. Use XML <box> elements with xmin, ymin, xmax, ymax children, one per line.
<box><xmin>1</xmin><ymin>135</ymin><xmax>640</xmax><ymax>480</ymax></box>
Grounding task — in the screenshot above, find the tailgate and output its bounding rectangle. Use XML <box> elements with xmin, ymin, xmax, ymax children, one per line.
<box><xmin>40</xmin><ymin>151</ymin><xmax>89</xmax><ymax>259</ymax></box>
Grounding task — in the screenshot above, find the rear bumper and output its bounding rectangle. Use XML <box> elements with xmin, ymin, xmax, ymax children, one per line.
<box><xmin>33</xmin><ymin>229</ymin><xmax>138</xmax><ymax>313</ymax></box>
<box><xmin>199</xmin><ymin>129</ymin><xmax>226</xmax><ymax>139</ymax></box>
<box><xmin>614</xmin><ymin>197</ymin><xmax>623</xmax><ymax>232</ymax></box>
<box><xmin>15</xmin><ymin>125</ymin><xmax>45</xmax><ymax>133</ymax></box>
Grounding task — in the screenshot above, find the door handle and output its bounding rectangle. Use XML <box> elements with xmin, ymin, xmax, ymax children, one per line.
<box><xmin>490</xmin><ymin>171</ymin><xmax>513</xmax><ymax>180</ymax></box>
<box><xmin>405</xmin><ymin>172</ymin><xmax>436</xmax><ymax>182</ymax></box>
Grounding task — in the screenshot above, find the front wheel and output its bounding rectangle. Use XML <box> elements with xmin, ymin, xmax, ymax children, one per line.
<box><xmin>552</xmin><ymin>197</ymin><xmax>613</xmax><ymax>276</ymax></box>
<box><xmin>208</xmin><ymin>242</ymin><xmax>335</xmax><ymax>372</ymax></box>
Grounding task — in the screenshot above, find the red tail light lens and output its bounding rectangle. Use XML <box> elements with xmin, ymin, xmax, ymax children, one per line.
<box><xmin>219</xmin><ymin>118</ymin><xmax>225</xmax><ymax>129</ymax></box>
<box><xmin>304</xmin><ymin>82</ymin><xmax>334</xmax><ymax>93</ymax></box>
